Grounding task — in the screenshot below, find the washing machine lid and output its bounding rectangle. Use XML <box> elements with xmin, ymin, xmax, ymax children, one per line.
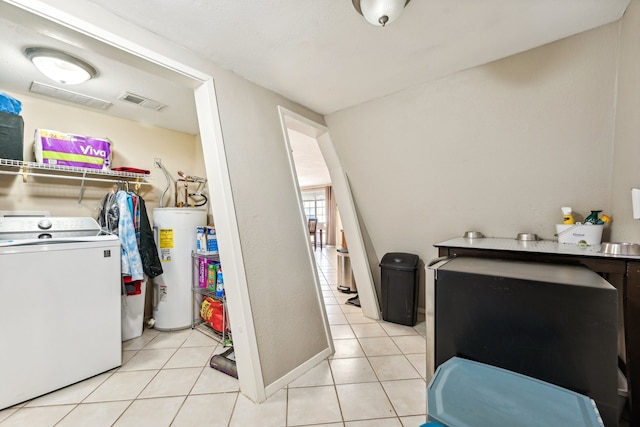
<box><xmin>0</xmin><ymin>216</ymin><xmax>103</xmax><ymax>241</ymax></box>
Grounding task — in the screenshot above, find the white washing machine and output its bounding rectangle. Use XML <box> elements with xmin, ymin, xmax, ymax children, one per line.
<box><xmin>0</xmin><ymin>216</ymin><xmax>121</xmax><ymax>410</ymax></box>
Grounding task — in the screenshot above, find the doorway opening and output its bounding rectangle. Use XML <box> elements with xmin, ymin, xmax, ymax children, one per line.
<box><xmin>286</xmin><ymin>125</ymin><xmax>333</xmax><ymax>249</ymax></box>
<box><xmin>278</xmin><ymin>107</ymin><xmax>380</xmax><ymax>320</ymax></box>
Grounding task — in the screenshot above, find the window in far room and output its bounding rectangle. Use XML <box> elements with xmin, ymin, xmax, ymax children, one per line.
<box><xmin>302</xmin><ymin>189</ymin><xmax>326</xmax><ymax>223</ymax></box>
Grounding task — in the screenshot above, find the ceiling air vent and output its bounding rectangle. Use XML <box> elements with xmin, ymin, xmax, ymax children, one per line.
<box><xmin>29</xmin><ymin>81</ymin><xmax>112</xmax><ymax>110</ymax></box>
<box><xmin>118</xmin><ymin>92</ymin><xmax>166</xmax><ymax>111</ymax></box>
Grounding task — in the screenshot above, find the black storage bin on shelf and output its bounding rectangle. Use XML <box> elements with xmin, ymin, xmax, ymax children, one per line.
<box><xmin>0</xmin><ymin>111</ymin><xmax>24</xmax><ymax>161</ymax></box>
<box><xmin>380</xmin><ymin>252</ymin><xmax>419</xmax><ymax>326</ymax></box>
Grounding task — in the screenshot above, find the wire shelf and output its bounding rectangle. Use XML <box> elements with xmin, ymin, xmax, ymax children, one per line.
<box><xmin>0</xmin><ymin>158</ymin><xmax>152</xmax><ymax>180</ymax></box>
<box><xmin>0</xmin><ymin>158</ymin><xmax>153</xmax><ymax>203</ymax></box>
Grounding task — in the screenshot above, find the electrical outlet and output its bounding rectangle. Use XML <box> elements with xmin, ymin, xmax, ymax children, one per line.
<box><xmin>154</xmin><ymin>158</ymin><xmax>161</xmax><ymax>168</ymax></box>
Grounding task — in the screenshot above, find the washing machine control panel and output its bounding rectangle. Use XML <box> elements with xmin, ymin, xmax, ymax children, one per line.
<box><xmin>0</xmin><ymin>217</ymin><xmax>102</xmax><ymax>240</ymax></box>
<box><xmin>38</xmin><ymin>219</ymin><xmax>52</xmax><ymax>230</ymax></box>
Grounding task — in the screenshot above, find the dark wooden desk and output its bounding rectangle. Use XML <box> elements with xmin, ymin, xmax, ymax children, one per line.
<box><xmin>435</xmin><ymin>238</ymin><xmax>640</xmax><ymax>427</ymax></box>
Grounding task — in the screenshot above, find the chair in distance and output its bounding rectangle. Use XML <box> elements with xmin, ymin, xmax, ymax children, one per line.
<box><xmin>308</xmin><ymin>217</ymin><xmax>321</xmax><ymax>250</ymax></box>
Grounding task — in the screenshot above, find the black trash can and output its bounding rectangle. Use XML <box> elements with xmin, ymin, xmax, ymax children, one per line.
<box><xmin>380</xmin><ymin>252</ymin><xmax>420</xmax><ymax>326</ymax></box>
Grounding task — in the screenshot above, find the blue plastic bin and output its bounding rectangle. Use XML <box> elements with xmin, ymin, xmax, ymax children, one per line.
<box><xmin>426</xmin><ymin>357</ymin><xmax>604</xmax><ymax>427</ymax></box>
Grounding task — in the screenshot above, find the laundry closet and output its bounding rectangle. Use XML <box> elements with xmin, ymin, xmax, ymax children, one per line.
<box><xmin>0</xmin><ymin>81</ymin><xmax>216</xmax><ymax>403</ymax></box>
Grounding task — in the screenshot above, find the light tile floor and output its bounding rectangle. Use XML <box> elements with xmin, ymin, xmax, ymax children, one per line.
<box><xmin>0</xmin><ymin>246</ymin><xmax>427</xmax><ymax>427</ymax></box>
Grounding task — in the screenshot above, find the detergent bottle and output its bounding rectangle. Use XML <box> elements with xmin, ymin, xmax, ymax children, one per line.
<box><xmin>561</xmin><ymin>207</ymin><xmax>575</xmax><ymax>225</ymax></box>
<box><xmin>216</xmin><ymin>267</ymin><xmax>224</xmax><ymax>298</ymax></box>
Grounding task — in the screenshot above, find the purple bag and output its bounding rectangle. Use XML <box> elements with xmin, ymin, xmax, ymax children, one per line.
<box><xmin>34</xmin><ymin>129</ymin><xmax>112</xmax><ymax>170</ymax></box>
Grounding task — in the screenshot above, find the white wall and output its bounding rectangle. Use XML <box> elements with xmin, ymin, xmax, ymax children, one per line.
<box><xmin>611</xmin><ymin>0</ymin><xmax>640</xmax><ymax>244</ymax></box>
<box><xmin>0</xmin><ymin>90</ymin><xmax>200</xmax><ymax>217</ymax></box>
<box><xmin>210</xmin><ymin>69</ymin><xmax>331</xmax><ymax>386</ymax></box>
<box><xmin>325</xmin><ymin>21</ymin><xmax>623</xmax><ymax>307</ymax></box>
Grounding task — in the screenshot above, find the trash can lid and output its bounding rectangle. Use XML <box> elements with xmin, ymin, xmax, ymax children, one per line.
<box><xmin>380</xmin><ymin>252</ymin><xmax>419</xmax><ymax>270</ymax></box>
<box><xmin>427</xmin><ymin>357</ymin><xmax>604</xmax><ymax>427</ymax></box>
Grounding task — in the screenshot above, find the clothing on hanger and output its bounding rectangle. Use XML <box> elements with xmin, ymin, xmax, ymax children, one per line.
<box><xmin>97</xmin><ymin>187</ymin><xmax>162</xmax><ymax>290</ymax></box>
<box><xmin>115</xmin><ymin>190</ymin><xmax>143</xmax><ymax>281</ymax></box>
<box><xmin>136</xmin><ymin>195</ymin><xmax>163</xmax><ymax>279</ymax></box>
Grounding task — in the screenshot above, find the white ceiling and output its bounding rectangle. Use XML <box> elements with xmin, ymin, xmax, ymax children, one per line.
<box><xmin>0</xmin><ymin>0</ymin><xmax>630</xmax><ymax>186</ymax></box>
<box><xmin>288</xmin><ymin>129</ymin><xmax>332</xmax><ymax>188</ymax></box>
<box><xmin>83</xmin><ymin>0</ymin><xmax>629</xmax><ymax>115</ymax></box>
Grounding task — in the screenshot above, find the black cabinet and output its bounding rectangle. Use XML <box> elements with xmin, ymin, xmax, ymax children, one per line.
<box><xmin>433</xmin><ymin>257</ymin><xmax>618</xmax><ymax>427</ymax></box>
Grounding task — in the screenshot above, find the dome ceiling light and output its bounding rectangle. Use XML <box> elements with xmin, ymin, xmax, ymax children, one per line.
<box><xmin>24</xmin><ymin>47</ymin><xmax>97</xmax><ymax>85</ymax></box>
<box><xmin>352</xmin><ymin>0</ymin><xmax>412</xmax><ymax>27</ymax></box>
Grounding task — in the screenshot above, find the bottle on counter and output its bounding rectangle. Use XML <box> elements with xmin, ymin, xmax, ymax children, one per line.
<box><xmin>585</xmin><ymin>210</ymin><xmax>602</xmax><ymax>225</ymax></box>
<box><xmin>561</xmin><ymin>207</ymin><xmax>575</xmax><ymax>225</ymax></box>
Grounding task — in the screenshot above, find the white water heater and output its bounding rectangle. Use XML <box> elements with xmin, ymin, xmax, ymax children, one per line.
<box><xmin>153</xmin><ymin>207</ymin><xmax>207</xmax><ymax>331</ymax></box>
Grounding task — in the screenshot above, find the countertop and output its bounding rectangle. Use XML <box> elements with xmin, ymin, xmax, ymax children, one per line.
<box><xmin>435</xmin><ymin>237</ymin><xmax>640</xmax><ymax>260</ymax></box>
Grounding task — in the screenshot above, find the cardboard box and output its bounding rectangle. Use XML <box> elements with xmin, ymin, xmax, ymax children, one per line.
<box><xmin>196</xmin><ymin>226</ymin><xmax>218</xmax><ymax>254</ymax></box>
<box><xmin>206</xmin><ymin>227</ymin><xmax>218</xmax><ymax>253</ymax></box>
<box><xmin>196</xmin><ymin>226</ymin><xmax>206</xmax><ymax>252</ymax></box>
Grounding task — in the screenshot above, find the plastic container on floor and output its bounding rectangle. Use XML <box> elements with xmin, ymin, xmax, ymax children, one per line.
<box><xmin>427</xmin><ymin>357</ymin><xmax>605</xmax><ymax>427</ymax></box>
<box><xmin>121</xmin><ymin>280</ymin><xmax>146</xmax><ymax>341</ymax></box>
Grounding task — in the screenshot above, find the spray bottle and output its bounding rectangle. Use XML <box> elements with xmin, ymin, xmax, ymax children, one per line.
<box><xmin>561</xmin><ymin>207</ymin><xmax>575</xmax><ymax>225</ymax></box>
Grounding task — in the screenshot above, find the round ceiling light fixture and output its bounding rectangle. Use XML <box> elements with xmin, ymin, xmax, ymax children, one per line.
<box><xmin>352</xmin><ymin>0</ymin><xmax>411</xmax><ymax>27</ymax></box>
<box><xmin>24</xmin><ymin>47</ymin><xmax>97</xmax><ymax>85</ymax></box>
